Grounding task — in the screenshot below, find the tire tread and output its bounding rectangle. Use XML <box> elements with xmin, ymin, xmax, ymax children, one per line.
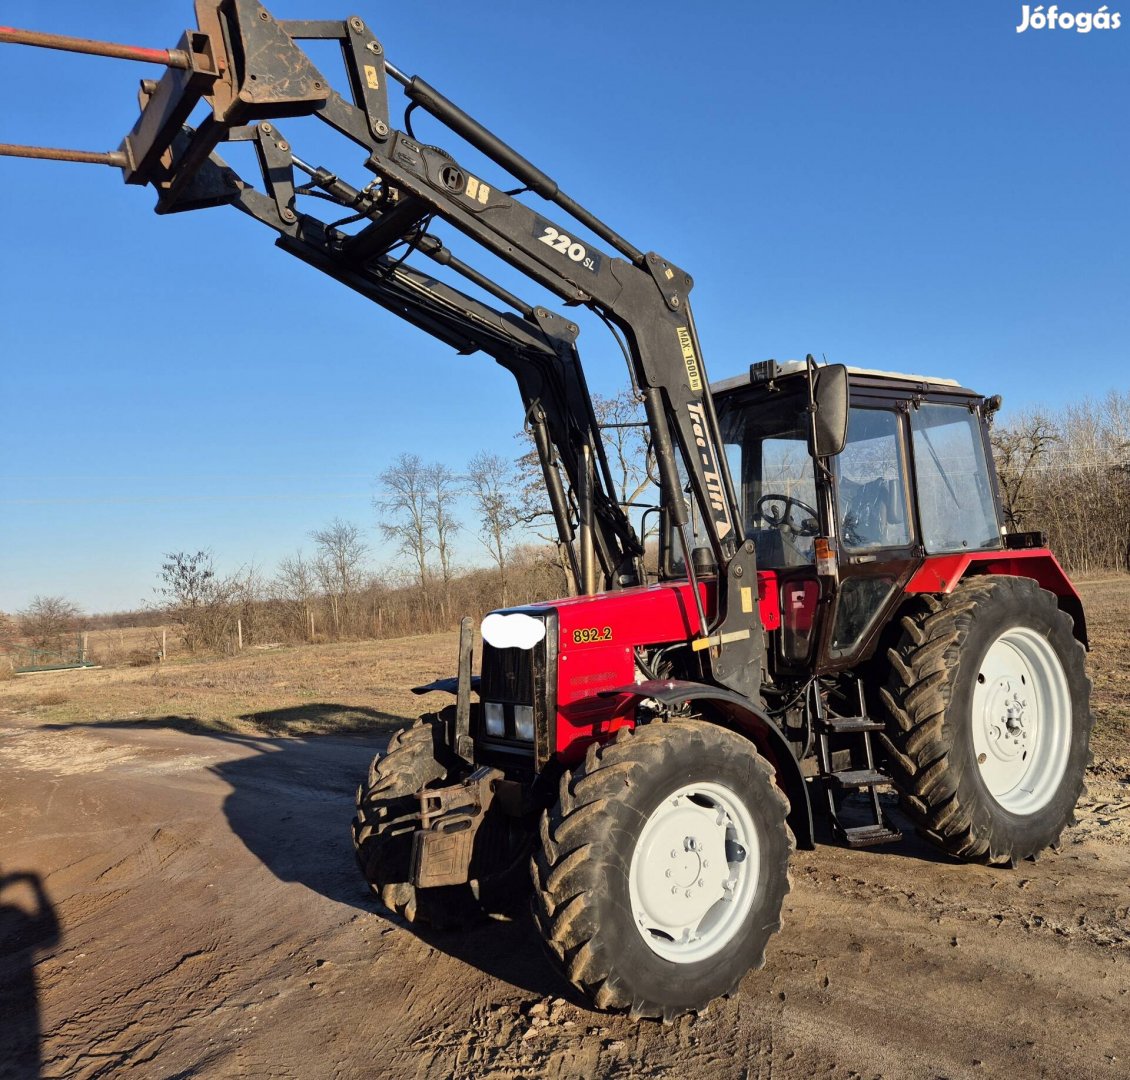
<box><xmin>879</xmin><ymin>575</ymin><xmax>1092</xmax><ymax>866</ymax></box>
<box><xmin>531</xmin><ymin>718</ymin><xmax>794</xmax><ymax>1017</ymax></box>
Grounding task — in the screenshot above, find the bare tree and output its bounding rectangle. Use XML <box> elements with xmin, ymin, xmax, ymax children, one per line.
<box><xmin>0</xmin><ymin>611</ymin><xmax>17</xmax><ymax>649</ymax></box>
<box><xmin>17</xmin><ymin>596</ymin><xmax>82</xmax><ymax>648</ymax></box>
<box><xmin>990</xmin><ymin>412</ymin><xmax>1059</xmax><ymax>527</ymax></box>
<box><xmin>378</xmin><ymin>452</ymin><xmax>432</xmax><ymax>616</ymax></box>
<box><xmin>593</xmin><ymin>388</ymin><xmax>654</xmax><ymax>508</ymax></box>
<box><xmin>425</xmin><ymin>462</ymin><xmax>461</xmax><ymax>622</ymax></box>
<box><xmin>467</xmin><ymin>451</ymin><xmax>524</xmax><ymax>606</ymax></box>
<box><xmin>310</xmin><ymin>519</ymin><xmax>368</xmax><ymax>639</ymax></box>
<box><xmin>513</xmin><ymin>386</ymin><xmax>655</xmax><ymax>593</ymax></box>
<box><xmin>514</xmin><ymin>434</ymin><xmax>579</xmax><ymax>594</ymax></box>
<box><xmin>515</xmin><ymin>388</ymin><xmax>651</xmax><ymax>522</ymax></box>
<box><xmin>155</xmin><ymin>551</ymin><xmax>233</xmax><ymax>653</ymax></box>
<box><xmin>229</xmin><ymin>563</ymin><xmax>265</xmax><ymax>647</ymax></box>
<box><xmin>989</xmin><ymin>391</ymin><xmax>1130</xmax><ymax>573</ymax></box>
<box><xmin>0</xmin><ymin>611</ymin><xmax>16</xmax><ymax>675</ymax></box>
<box><xmin>272</xmin><ymin>550</ymin><xmax>318</xmax><ymax>641</ymax></box>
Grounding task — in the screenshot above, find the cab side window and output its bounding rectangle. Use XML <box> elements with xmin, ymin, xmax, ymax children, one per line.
<box><xmin>910</xmin><ymin>403</ymin><xmax>1000</xmax><ymax>552</ymax></box>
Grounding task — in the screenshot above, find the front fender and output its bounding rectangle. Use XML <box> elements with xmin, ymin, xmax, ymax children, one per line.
<box><xmin>600</xmin><ymin>679</ymin><xmax>814</xmax><ymax>850</ymax></box>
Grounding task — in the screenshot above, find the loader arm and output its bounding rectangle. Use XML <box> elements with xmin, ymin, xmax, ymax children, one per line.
<box><xmin>0</xmin><ymin>2</ymin><xmax>762</xmax><ymax>698</ymax></box>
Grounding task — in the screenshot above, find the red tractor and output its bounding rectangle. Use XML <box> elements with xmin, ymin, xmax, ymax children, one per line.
<box><xmin>1</xmin><ymin>5</ymin><xmax>1091</xmax><ymax>1021</ymax></box>
<box><xmin>354</xmin><ymin>361</ymin><xmax>1090</xmax><ymax>1018</ymax></box>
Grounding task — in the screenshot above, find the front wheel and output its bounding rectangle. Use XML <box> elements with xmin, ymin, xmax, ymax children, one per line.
<box><xmin>352</xmin><ymin>715</ymin><xmax>481</xmax><ymax>928</ymax></box>
<box><xmin>531</xmin><ymin>719</ymin><xmax>793</xmax><ymax>1020</ymax></box>
<box><xmin>878</xmin><ymin>575</ymin><xmax>1092</xmax><ymax>865</ymax></box>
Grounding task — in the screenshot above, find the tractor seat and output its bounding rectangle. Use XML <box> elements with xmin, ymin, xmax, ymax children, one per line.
<box><xmin>842</xmin><ymin>478</ymin><xmax>905</xmax><ymax>548</ymax></box>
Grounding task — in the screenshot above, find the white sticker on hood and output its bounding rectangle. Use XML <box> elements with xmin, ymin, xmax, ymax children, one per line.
<box><xmin>481</xmin><ymin>612</ymin><xmax>546</xmax><ymax>651</ymax></box>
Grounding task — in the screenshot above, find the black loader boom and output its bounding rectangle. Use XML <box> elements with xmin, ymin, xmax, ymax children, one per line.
<box><xmin>0</xmin><ymin>2</ymin><xmax>762</xmax><ymax>697</ymax></box>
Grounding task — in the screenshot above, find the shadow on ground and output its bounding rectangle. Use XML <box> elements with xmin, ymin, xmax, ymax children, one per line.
<box><xmin>40</xmin><ymin>711</ymin><xmax>985</xmax><ymax>1000</ymax></box>
<box><xmin>48</xmin><ymin>702</ymin><xmax>407</xmax><ymax>739</ymax></box>
<box><xmin>209</xmin><ymin>716</ymin><xmax>579</xmax><ymax>1000</ymax></box>
<box><xmin>819</xmin><ymin>792</ymin><xmax>965</xmax><ymax>866</ymax></box>
<box><xmin>42</xmin><ymin>709</ymin><xmax>577</xmax><ymax>1001</ymax></box>
<box><xmin>0</xmin><ymin>869</ymin><xmax>60</xmax><ymax>1080</ymax></box>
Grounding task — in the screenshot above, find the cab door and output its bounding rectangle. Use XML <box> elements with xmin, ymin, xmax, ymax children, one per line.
<box><xmin>817</xmin><ymin>402</ymin><xmax>920</xmax><ymax>669</ymax></box>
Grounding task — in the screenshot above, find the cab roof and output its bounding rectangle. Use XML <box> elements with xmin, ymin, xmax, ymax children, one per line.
<box><xmin>711</xmin><ymin>360</ymin><xmax>974</xmax><ymax>398</ymax></box>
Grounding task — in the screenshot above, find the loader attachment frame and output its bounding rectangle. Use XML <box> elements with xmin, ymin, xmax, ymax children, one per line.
<box><xmin>0</xmin><ymin>2</ymin><xmax>764</xmax><ymax>698</ymax></box>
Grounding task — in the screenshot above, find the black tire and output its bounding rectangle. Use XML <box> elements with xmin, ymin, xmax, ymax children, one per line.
<box><xmin>530</xmin><ymin>719</ymin><xmax>793</xmax><ymax>1020</ymax></box>
<box><xmin>352</xmin><ymin>715</ymin><xmax>480</xmax><ymax>928</ymax></box>
<box><xmin>877</xmin><ymin>575</ymin><xmax>1092</xmax><ymax>866</ymax></box>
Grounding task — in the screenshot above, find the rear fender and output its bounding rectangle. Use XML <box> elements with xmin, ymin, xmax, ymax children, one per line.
<box><xmin>601</xmin><ymin>679</ymin><xmax>814</xmax><ymax>850</ymax></box>
<box><xmin>905</xmin><ymin>549</ymin><xmax>1088</xmax><ymax>647</ymax></box>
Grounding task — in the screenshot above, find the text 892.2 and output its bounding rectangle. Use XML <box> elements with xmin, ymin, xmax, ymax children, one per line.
<box><xmin>571</xmin><ymin>626</ymin><xmax>613</xmax><ymax>644</ymax></box>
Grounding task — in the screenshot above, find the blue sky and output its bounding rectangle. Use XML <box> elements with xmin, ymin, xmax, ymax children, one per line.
<box><xmin>1</xmin><ymin>1</ymin><xmax>1126</xmax><ymax>613</ymax></box>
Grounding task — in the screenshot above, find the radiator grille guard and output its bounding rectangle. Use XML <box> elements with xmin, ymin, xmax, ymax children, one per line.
<box><xmin>477</xmin><ymin>610</ymin><xmax>556</xmax><ymax>769</ymax></box>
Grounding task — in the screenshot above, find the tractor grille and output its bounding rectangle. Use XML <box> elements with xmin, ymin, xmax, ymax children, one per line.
<box><xmin>477</xmin><ymin>610</ymin><xmax>556</xmax><ymax>769</ymax></box>
<box><xmin>480</xmin><ymin>643</ymin><xmax>536</xmax><ymax>705</ymax></box>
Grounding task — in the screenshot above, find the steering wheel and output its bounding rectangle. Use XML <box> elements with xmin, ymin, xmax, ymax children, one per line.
<box><xmin>754</xmin><ymin>493</ymin><xmax>820</xmax><ymax>536</ymax></box>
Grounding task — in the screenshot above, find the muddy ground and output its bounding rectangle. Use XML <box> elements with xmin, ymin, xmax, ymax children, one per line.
<box><xmin>1</xmin><ymin>581</ymin><xmax>1128</xmax><ymax>1079</ymax></box>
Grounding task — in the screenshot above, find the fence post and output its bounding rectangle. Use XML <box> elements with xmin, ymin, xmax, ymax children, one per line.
<box><xmin>237</xmin><ymin>618</ymin><xmax>243</xmax><ymax>651</ymax></box>
<box><xmin>161</xmin><ymin>628</ymin><xmax>167</xmax><ymax>661</ymax></box>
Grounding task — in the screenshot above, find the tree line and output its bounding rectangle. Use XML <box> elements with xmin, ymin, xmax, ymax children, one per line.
<box><xmin>5</xmin><ymin>388</ymin><xmax>1122</xmax><ymax>662</ymax></box>
<box><xmin>990</xmin><ymin>389</ymin><xmax>1129</xmax><ymax>574</ymax></box>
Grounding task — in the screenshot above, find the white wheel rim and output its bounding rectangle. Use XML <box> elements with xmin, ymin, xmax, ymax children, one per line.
<box><xmin>970</xmin><ymin>627</ymin><xmax>1071</xmax><ymax>815</ymax></box>
<box><xmin>627</xmin><ymin>780</ymin><xmax>760</xmax><ymax>964</ymax></box>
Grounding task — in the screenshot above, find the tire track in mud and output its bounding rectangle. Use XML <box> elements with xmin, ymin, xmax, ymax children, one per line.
<box><xmin>792</xmin><ymin>855</ymin><xmax>1130</xmax><ymax>952</ymax></box>
<box><xmin>40</xmin><ymin>936</ymin><xmax>235</xmax><ymax>1079</ymax></box>
<box><xmin>759</xmin><ymin>810</ymin><xmax>1130</xmax><ymax>1080</ymax></box>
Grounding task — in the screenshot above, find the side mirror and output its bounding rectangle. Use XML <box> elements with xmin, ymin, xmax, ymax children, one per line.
<box><xmin>812</xmin><ymin>364</ymin><xmax>849</xmax><ymax>457</ymax></box>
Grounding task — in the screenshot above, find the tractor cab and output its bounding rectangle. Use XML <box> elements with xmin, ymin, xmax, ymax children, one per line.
<box><xmin>673</xmin><ymin>360</ymin><xmax>1005</xmax><ymax>674</ymax></box>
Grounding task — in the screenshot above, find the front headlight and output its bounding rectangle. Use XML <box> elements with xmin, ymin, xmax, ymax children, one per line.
<box><xmin>513</xmin><ymin>704</ymin><xmax>535</xmax><ymax>742</ymax></box>
<box><xmin>484</xmin><ymin>701</ymin><xmax>505</xmax><ymax>737</ymax></box>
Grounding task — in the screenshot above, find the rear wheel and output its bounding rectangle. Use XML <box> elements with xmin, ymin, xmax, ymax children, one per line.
<box><xmin>878</xmin><ymin>575</ymin><xmax>1092</xmax><ymax>865</ymax></box>
<box><xmin>531</xmin><ymin>719</ymin><xmax>793</xmax><ymax>1019</ymax></box>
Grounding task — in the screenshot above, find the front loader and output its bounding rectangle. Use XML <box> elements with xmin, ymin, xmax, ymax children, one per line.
<box><xmin>1</xmin><ymin>5</ymin><xmax>1093</xmax><ymax>1020</ymax></box>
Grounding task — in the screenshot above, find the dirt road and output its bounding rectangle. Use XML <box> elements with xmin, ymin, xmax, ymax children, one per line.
<box><xmin>1</xmin><ymin>711</ymin><xmax>1127</xmax><ymax>1080</ymax></box>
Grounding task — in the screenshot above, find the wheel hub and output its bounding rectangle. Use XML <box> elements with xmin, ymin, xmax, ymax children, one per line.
<box><xmin>628</xmin><ymin>782</ymin><xmax>760</xmax><ymax>964</ymax></box>
<box><xmin>970</xmin><ymin>627</ymin><xmax>1071</xmax><ymax>814</ymax></box>
<box><xmin>984</xmin><ymin>677</ymin><xmax>1030</xmax><ymax>765</ymax></box>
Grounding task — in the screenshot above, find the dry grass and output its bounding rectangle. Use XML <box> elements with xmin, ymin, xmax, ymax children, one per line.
<box><xmin>1076</xmin><ymin>574</ymin><xmax>1130</xmax><ymax>761</ymax></box>
<box><xmin>0</xmin><ymin>631</ymin><xmax>461</xmax><ymax>737</ymax></box>
<box><xmin>82</xmin><ymin>624</ymin><xmax>179</xmax><ymax>665</ymax></box>
<box><xmin>1</xmin><ymin>576</ymin><xmax>1125</xmax><ymax>752</ymax></box>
